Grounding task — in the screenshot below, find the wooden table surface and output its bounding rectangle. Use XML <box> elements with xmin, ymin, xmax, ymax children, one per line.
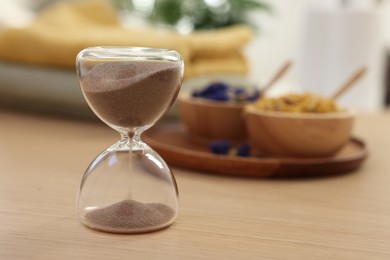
<box><xmin>0</xmin><ymin>109</ymin><xmax>390</xmax><ymax>260</ymax></box>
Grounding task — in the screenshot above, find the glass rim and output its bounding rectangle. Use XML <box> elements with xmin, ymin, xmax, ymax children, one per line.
<box><xmin>76</xmin><ymin>46</ymin><xmax>182</xmax><ymax>63</ymax></box>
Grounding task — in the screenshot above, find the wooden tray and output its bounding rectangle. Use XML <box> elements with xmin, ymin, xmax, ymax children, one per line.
<box><xmin>143</xmin><ymin>123</ymin><xmax>368</xmax><ymax>178</ymax></box>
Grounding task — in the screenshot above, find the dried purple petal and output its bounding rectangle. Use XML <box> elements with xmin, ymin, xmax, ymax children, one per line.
<box><xmin>236</xmin><ymin>144</ymin><xmax>251</xmax><ymax>157</ymax></box>
<box><xmin>209</xmin><ymin>140</ymin><xmax>231</xmax><ymax>155</ymax></box>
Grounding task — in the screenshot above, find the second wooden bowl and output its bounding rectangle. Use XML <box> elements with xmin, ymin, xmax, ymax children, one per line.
<box><xmin>244</xmin><ymin>106</ymin><xmax>355</xmax><ymax>158</ymax></box>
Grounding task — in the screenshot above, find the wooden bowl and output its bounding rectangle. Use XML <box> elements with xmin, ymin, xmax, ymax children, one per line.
<box><xmin>178</xmin><ymin>93</ymin><xmax>247</xmax><ymax>140</ymax></box>
<box><xmin>244</xmin><ymin>106</ymin><xmax>355</xmax><ymax>157</ymax></box>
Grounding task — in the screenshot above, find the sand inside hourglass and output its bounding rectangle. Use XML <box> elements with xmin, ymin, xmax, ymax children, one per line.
<box><xmin>84</xmin><ymin>200</ymin><xmax>175</xmax><ymax>233</ymax></box>
<box><xmin>80</xmin><ymin>61</ymin><xmax>182</xmax><ymax>128</ymax></box>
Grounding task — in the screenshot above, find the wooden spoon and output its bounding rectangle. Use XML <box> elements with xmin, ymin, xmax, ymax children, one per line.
<box><xmin>260</xmin><ymin>60</ymin><xmax>293</xmax><ymax>98</ymax></box>
<box><xmin>331</xmin><ymin>67</ymin><xmax>367</xmax><ymax>100</ymax></box>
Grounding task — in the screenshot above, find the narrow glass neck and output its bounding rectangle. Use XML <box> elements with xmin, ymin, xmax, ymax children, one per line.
<box><xmin>116</xmin><ymin>130</ymin><xmax>143</xmax><ymax>150</ymax></box>
<box><xmin>121</xmin><ymin>130</ymin><xmax>137</xmax><ymax>141</ymax></box>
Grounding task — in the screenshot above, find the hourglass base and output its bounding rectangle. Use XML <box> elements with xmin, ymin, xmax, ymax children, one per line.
<box><xmin>81</xmin><ymin>199</ymin><xmax>177</xmax><ymax>234</ymax></box>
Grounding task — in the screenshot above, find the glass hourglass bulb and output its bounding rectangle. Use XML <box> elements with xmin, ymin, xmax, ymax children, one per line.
<box><xmin>76</xmin><ymin>47</ymin><xmax>184</xmax><ymax>233</ymax></box>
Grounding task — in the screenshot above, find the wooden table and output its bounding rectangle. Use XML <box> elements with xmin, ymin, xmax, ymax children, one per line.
<box><xmin>1</xmin><ymin>109</ymin><xmax>389</xmax><ymax>259</ymax></box>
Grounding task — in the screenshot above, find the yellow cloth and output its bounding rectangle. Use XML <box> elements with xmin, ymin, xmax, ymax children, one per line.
<box><xmin>0</xmin><ymin>0</ymin><xmax>252</xmax><ymax>78</ymax></box>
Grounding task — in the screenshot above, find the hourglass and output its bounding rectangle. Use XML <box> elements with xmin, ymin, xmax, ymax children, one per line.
<box><xmin>76</xmin><ymin>47</ymin><xmax>184</xmax><ymax>233</ymax></box>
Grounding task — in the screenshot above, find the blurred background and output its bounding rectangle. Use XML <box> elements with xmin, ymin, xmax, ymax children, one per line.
<box><xmin>0</xmin><ymin>0</ymin><xmax>389</xmax><ymax>118</ymax></box>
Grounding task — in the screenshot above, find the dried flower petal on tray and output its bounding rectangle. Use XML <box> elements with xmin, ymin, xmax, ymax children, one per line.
<box><xmin>209</xmin><ymin>140</ymin><xmax>231</xmax><ymax>155</ymax></box>
<box><xmin>209</xmin><ymin>140</ymin><xmax>252</xmax><ymax>157</ymax></box>
<box><xmin>236</xmin><ymin>143</ymin><xmax>251</xmax><ymax>157</ymax></box>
